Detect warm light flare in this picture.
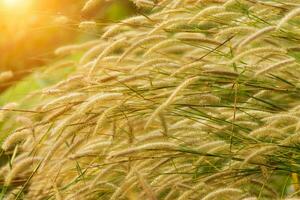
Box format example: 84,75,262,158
2,0,31,10
3,0,19,7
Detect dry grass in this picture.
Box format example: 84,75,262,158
1,0,300,199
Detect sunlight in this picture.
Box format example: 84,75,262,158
3,0,18,7
2,0,31,10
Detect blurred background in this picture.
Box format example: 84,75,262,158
0,0,135,92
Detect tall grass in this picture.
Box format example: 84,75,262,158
1,0,300,199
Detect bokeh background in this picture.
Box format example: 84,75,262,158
0,0,137,106
0,0,135,92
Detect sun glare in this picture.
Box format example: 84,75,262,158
3,0,20,7
2,0,31,10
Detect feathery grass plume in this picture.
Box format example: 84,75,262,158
73,141,111,155
41,92,86,111
109,173,137,200
48,109,86,139
133,0,155,8
285,198,300,200
203,170,236,184
216,26,256,40
175,33,220,46
101,15,148,39
211,11,242,21
82,0,102,13
281,132,300,145
16,116,33,128
153,178,183,197
145,76,199,129
0,71,13,83
223,0,254,8
143,39,179,57
277,7,300,30
69,141,111,159
64,183,110,200
171,61,203,76
152,8,187,18
188,6,225,24
134,129,167,144
92,105,119,136
148,18,190,35
282,123,297,133
1,129,32,151
160,0,182,13
100,55,137,65
175,32,205,40
62,137,86,158
119,73,149,83
197,140,225,151
249,127,283,138
243,89,279,106
131,58,175,72
162,45,193,55
89,164,119,189
109,142,177,158
117,35,166,63
240,145,278,167
251,179,279,197
52,181,63,200
79,93,122,113
5,157,41,186
101,24,122,39
79,21,97,32
198,94,221,105
255,58,296,76
3,187,22,200
202,69,238,77
176,33,221,45
54,39,101,56
241,197,257,200
2,0,300,199
230,47,286,64
41,121,91,167
0,102,18,122
50,75,84,89
151,173,180,188
231,110,271,121
263,114,299,128
236,26,276,52
89,37,127,76
296,121,300,132
177,183,205,200
79,43,106,65
134,169,158,200
152,63,180,70
201,188,242,200
164,188,177,200
40,104,71,123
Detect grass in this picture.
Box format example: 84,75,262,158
0,0,300,199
